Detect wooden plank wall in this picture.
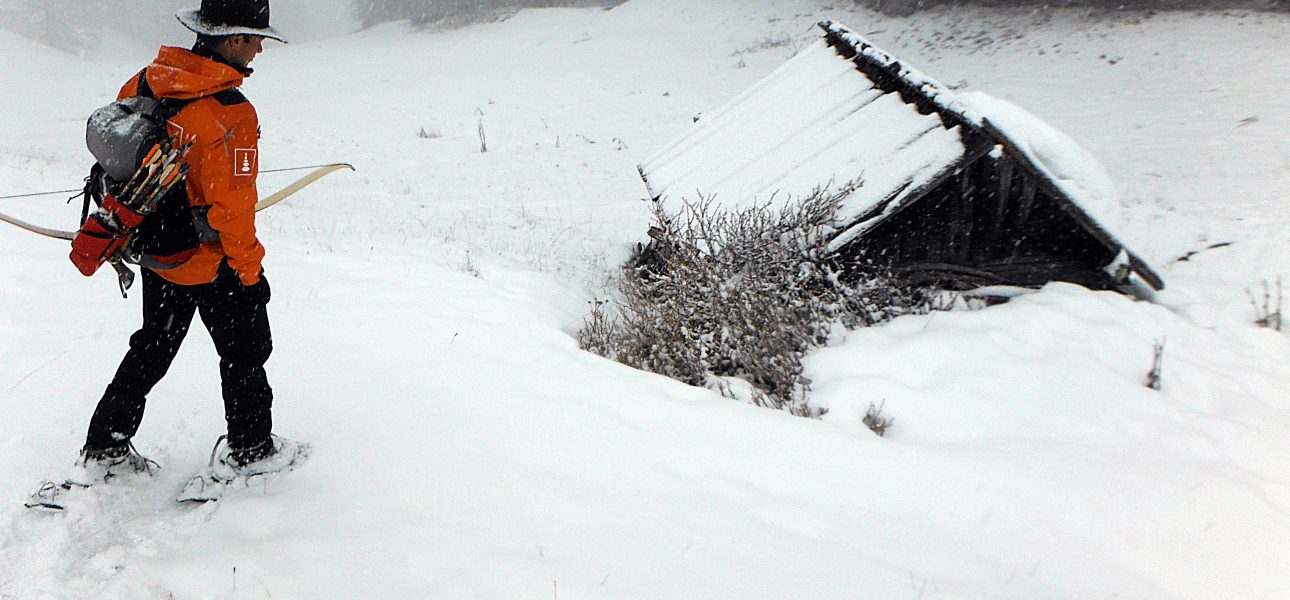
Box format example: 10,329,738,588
841,152,1122,290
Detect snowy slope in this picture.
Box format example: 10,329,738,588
1,1,1289,598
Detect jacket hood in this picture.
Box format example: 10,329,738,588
144,46,250,100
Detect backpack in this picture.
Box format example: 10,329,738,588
71,68,205,282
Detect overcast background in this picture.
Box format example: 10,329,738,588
0,0,357,53
0,0,1283,54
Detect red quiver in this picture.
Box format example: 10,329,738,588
69,194,146,276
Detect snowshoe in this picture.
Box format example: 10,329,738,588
177,434,311,504
25,441,160,511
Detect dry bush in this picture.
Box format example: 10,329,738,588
732,33,808,57
863,401,894,437
579,185,932,417
578,299,619,360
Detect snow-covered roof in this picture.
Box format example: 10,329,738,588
638,27,967,226
639,20,1163,291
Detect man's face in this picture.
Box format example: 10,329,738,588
223,34,266,68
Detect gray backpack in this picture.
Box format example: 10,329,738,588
86,69,191,184
80,68,205,266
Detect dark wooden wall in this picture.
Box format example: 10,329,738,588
841,152,1121,290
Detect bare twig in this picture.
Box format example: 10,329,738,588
1147,338,1165,391
1247,278,1283,331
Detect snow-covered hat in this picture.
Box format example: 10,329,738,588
176,0,287,44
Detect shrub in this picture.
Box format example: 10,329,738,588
579,185,932,417
731,33,807,57
863,401,894,437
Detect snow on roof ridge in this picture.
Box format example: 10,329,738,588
818,21,984,129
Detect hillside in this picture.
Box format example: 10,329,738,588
1,1,1288,598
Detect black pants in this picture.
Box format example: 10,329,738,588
85,266,274,452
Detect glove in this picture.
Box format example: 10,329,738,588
242,273,271,306
214,266,271,306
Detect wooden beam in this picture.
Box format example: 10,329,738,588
987,153,1011,251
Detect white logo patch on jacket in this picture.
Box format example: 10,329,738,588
234,148,257,177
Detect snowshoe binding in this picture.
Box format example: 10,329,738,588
177,434,311,504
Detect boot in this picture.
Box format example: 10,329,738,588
213,434,308,480
67,440,160,487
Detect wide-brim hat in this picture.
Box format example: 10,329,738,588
177,0,287,43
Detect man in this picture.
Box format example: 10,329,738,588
73,0,304,488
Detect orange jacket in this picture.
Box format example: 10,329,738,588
118,46,264,286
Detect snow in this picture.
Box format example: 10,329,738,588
807,281,1290,597
1,1,1289,598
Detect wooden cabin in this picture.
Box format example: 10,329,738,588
637,20,1163,293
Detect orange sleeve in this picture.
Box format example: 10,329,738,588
191,103,265,285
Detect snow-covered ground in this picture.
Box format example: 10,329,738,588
1,1,1288,597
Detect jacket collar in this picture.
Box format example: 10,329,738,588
191,41,255,78
144,46,247,100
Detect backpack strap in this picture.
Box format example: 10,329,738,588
79,163,107,225
135,68,152,98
